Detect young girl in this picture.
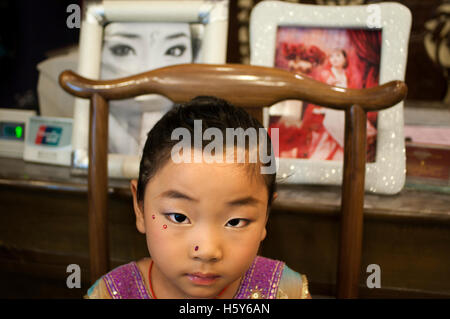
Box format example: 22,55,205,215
86,96,311,299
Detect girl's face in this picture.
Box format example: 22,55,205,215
131,158,271,298
329,50,346,69
101,22,193,79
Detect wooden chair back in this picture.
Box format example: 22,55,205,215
59,63,407,298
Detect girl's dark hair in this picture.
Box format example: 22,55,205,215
137,96,277,210
341,50,348,69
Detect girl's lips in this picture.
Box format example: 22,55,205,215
187,273,220,285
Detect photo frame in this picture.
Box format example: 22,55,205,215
250,1,411,194
71,0,229,178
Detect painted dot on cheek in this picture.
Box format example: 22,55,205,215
163,224,167,230
152,214,155,220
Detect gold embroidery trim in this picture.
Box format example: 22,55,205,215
276,288,289,299
301,274,309,299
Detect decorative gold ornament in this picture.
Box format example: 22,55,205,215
249,285,264,299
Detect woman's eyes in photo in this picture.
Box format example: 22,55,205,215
109,44,136,57
164,213,190,224
165,44,186,57
225,218,250,228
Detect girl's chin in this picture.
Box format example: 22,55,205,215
181,285,226,299
185,292,223,299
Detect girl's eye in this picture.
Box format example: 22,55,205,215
165,213,190,224
109,44,136,57
226,218,249,228
165,44,186,57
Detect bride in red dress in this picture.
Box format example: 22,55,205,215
272,47,377,161
299,49,351,161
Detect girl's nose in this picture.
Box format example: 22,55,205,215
190,229,223,262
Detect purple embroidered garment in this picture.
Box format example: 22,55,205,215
103,262,150,299
234,256,285,299
103,256,285,299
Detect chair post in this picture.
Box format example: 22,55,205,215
244,108,263,125
337,104,366,298
88,93,110,283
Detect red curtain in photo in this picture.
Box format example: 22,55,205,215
347,29,382,162
347,29,381,89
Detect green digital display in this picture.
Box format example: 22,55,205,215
15,125,23,138
0,122,25,141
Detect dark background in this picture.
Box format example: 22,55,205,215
0,0,81,110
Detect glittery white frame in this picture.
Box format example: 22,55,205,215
250,1,411,194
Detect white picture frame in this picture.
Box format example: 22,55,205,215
250,1,411,194
71,0,229,178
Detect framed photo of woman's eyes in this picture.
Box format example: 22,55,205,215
250,1,412,194
71,0,229,178
101,22,205,156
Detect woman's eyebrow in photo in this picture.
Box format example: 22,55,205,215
165,32,189,40
106,32,140,39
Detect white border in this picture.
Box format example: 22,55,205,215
250,1,411,194
72,0,229,178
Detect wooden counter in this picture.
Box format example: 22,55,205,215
0,157,449,298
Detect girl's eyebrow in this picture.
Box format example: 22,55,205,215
158,189,261,207
227,196,261,207
159,189,197,202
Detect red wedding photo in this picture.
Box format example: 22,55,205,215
269,27,381,162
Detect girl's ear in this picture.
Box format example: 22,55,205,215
272,192,278,202
261,192,278,241
130,179,146,234
260,227,267,242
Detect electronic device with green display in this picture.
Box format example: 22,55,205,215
0,109,36,158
